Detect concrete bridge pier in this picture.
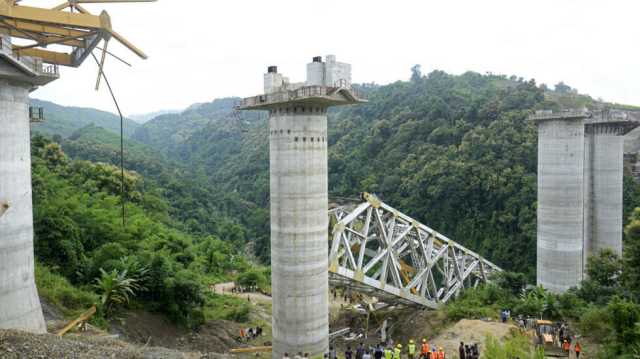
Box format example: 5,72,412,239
531,110,640,293
0,79,46,333
0,36,59,332
240,55,364,359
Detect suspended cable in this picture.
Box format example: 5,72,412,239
90,51,126,227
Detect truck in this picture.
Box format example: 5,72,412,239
533,320,569,357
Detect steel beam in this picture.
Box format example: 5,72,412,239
329,193,502,308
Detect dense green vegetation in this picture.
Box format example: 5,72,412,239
132,68,640,278
448,207,640,357
31,135,263,327
31,68,640,348
30,99,139,138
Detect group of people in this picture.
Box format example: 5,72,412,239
231,285,258,294
561,339,581,358
239,326,263,341
457,342,479,359
283,352,311,359
322,339,476,359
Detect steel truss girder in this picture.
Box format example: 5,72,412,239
328,193,502,308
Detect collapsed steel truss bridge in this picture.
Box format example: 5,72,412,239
328,193,502,308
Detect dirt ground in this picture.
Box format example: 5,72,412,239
111,311,245,354
430,319,516,355
0,329,218,359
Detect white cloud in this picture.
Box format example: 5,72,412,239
26,0,640,115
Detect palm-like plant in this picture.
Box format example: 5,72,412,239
93,268,143,315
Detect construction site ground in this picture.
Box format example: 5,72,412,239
0,290,554,358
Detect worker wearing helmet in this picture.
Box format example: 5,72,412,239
408,339,416,359
394,344,402,359
436,347,445,359
420,339,430,359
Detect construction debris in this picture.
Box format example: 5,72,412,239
56,305,96,337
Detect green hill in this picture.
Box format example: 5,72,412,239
131,97,264,157
30,98,139,138
130,69,640,278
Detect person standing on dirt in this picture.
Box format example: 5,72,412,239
394,344,402,359
420,339,430,359
363,350,372,359
574,341,582,358
374,344,384,359
458,342,465,359
330,346,337,359
385,346,393,359
562,340,570,354
408,339,416,359
357,343,365,359
283,353,290,359
346,346,353,359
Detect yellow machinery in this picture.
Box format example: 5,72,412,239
533,319,568,358
0,0,153,87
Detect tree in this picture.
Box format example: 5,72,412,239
410,64,422,82
624,208,640,298
554,81,572,93
587,249,623,286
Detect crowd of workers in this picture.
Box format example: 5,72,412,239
318,339,479,359
239,326,264,341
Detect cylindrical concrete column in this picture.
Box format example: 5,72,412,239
269,105,329,359
536,118,586,293
590,124,624,256
0,79,46,333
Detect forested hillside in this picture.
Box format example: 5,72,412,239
31,135,265,328
30,99,139,138
133,68,640,279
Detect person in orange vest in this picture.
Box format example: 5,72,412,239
420,339,430,359
436,347,445,359
562,340,570,353
574,341,582,358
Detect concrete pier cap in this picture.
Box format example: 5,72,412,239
530,108,640,293
239,55,364,359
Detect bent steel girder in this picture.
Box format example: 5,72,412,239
328,193,502,308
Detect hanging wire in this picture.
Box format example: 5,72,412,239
90,51,126,227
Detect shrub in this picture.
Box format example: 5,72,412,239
578,305,612,342
484,333,545,359
35,262,98,317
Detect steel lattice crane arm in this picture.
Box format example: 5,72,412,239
0,0,153,69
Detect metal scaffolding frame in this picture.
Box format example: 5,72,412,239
329,193,502,308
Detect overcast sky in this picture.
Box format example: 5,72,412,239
25,0,640,116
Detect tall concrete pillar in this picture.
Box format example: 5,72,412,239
588,124,626,256
240,56,364,358
270,105,329,358
533,113,587,293
0,79,46,333
531,110,639,293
